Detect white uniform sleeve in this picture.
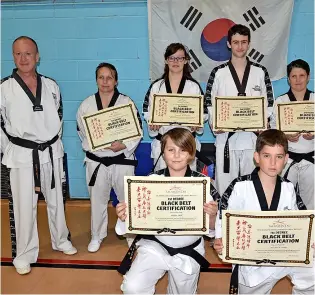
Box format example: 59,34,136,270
215,184,244,238
123,100,143,158
205,69,219,130
269,99,278,129
115,218,127,235
142,83,159,138
260,66,274,119
76,102,87,143
193,81,207,135
1,86,10,153
53,83,63,137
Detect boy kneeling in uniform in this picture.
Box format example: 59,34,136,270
116,128,219,294
214,129,314,294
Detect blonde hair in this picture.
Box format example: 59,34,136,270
161,128,196,164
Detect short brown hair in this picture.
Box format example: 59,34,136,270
256,129,288,154
161,128,196,164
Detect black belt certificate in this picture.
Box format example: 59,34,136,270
82,103,142,151
124,176,210,235
276,101,314,134
148,93,203,127
213,96,267,132
221,210,314,267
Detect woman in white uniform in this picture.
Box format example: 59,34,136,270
77,62,142,252
142,43,209,171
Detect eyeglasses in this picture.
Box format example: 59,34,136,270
167,56,186,62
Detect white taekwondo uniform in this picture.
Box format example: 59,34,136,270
1,69,74,269
205,58,274,195
77,88,142,241
142,76,209,171
116,166,220,294
270,89,314,210
216,168,313,294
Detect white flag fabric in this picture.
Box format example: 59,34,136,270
148,0,294,82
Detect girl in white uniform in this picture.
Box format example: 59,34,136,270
77,63,142,252
115,128,219,294
142,43,209,171
214,129,314,294
270,59,314,210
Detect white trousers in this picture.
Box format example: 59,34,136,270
86,161,134,240
10,158,73,269
239,265,315,294
282,159,314,210
121,247,200,294
215,148,256,195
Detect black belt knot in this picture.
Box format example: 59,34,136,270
256,259,276,265
86,151,138,186
156,228,176,234
117,235,209,275
10,135,59,194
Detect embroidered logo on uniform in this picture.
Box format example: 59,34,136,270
52,93,57,100
252,85,261,91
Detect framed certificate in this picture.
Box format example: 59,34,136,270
213,96,267,132
82,103,142,151
276,101,314,134
148,93,203,127
221,210,314,267
124,176,210,235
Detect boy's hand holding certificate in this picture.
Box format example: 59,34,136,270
221,210,314,267
124,176,211,235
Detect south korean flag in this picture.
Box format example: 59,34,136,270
148,0,294,82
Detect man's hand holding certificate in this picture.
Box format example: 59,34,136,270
82,103,142,151
213,96,267,132
123,176,211,235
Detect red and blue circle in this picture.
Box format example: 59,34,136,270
200,18,235,61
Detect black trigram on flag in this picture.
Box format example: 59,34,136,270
180,6,202,31
243,7,266,31
248,48,264,63
188,49,202,73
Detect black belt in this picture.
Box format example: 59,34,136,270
223,132,234,173
117,235,209,275
10,135,59,194
155,132,212,166
86,151,138,186
283,150,314,179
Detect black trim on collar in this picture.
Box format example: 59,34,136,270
108,88,120,108
228,57,251,96
252,170,281,211
164,76,186,94
12,68,42,109
95,92,103,111
164,166,192,177
287,88,311,101
95,88,121,111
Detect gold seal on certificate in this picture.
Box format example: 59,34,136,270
82,103,142,151
221,210,314,267
148,93,203,127
276,101,314,134
213,96,267,132
124,176,210,235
